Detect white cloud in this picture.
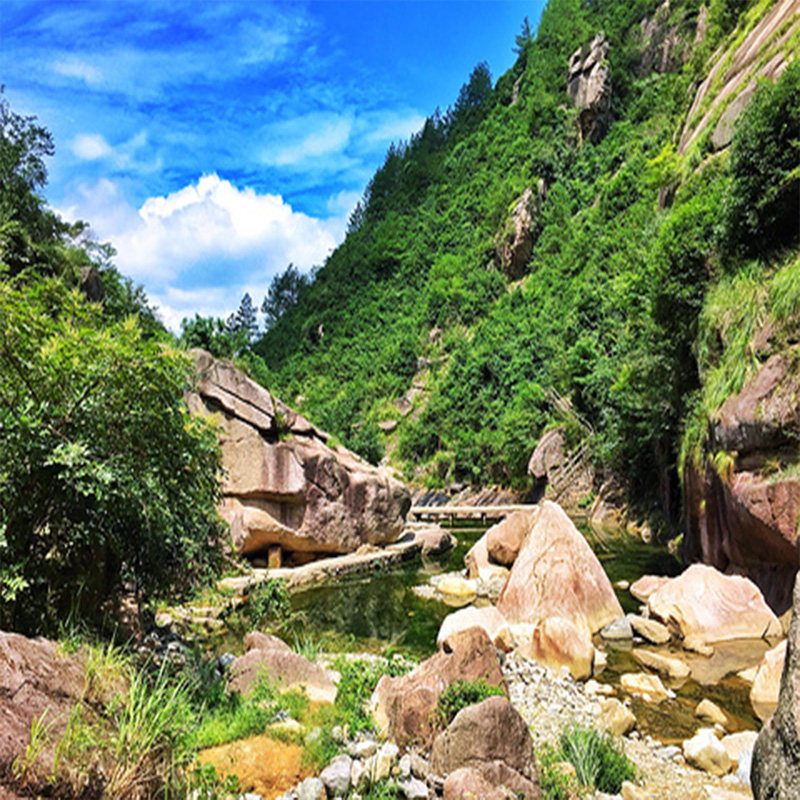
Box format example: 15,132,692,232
59,175,344,331
71,133,113,160
364,113,426,145
53,57,102,85
260,114,354,167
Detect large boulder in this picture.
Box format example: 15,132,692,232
0,631,88,779
752,573,800,798
370,627,506,748
495,186,543,279
645,564,781,646
496,501,623,635
486,509,537,567
443,767,507,800
431,696,540,799
527,429,566,484
187,350,410,560
567,32,612,144
518,617,594,681
227,634,337,704
436,605,508,648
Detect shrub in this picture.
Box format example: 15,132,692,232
248,579,291,627
434,680,505,727
559,725,637,794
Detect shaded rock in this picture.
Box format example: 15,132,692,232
228,642,336,704
683,728,731,776
497,501,623,635
188,350,410,559
600,616,633,641
646,564,781,645
79,265,104,302
437,605,508,648
370,626,505,748
628,614,671,645
443,768,506,800
752,572,800,798
464,532,509,584
567,32,612,144
486,509,537,567
632,649,691,683
620,672,669,704
432,696,540,800
527,429,565,483
750,639,786,723
518,617,594,681
0,631,88,774
598,697,636,736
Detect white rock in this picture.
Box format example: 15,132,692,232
320,754,352,797
297,777,327,800
683,728,732,776
398,776,429,799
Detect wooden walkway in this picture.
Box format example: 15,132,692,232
410,504,536,523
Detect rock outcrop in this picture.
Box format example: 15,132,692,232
496,501,623,635
567,32,612,144
495,184,545,279
0,632,88,783
370,627,506,749
685,353,800,611
752,575,800,798
431,696,540,799
527,429,565,487
187,350,410,561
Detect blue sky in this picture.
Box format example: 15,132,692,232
2,1,545,330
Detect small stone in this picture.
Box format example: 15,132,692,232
684,636,715,657
601,617,633,640
349,739,378,759
297,777,326,800
620,672,669,703
398,754,412,778
696,699,729,729
351,759,366,790
320,754,352,797
720,730,757,767
622,781,648,800
397,776,429,799
366,742,399,782
683,728,731,776
627,614,671,644
598,697,636,736
409,753,430,780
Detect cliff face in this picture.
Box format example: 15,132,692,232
685,353,800,613
186,350,410,563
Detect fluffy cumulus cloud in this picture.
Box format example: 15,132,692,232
60,174,343,331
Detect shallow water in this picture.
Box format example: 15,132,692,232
277,520,764,741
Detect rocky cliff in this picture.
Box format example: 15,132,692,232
186,351,410,564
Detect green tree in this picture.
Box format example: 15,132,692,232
261,263,309,328
231,291,259,342
0,277,225,634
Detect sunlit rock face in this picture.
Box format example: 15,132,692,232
186,350,410,562
567,32,612,144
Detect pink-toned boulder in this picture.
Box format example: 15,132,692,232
0,632,88,776
496,501,623,634
518,617,594,680
370,627,506,748
464,533,508,583
432,696,540,799
188,350,410,559
630,575,670,603
437,605,508,647
414,525,456,556
751,639,786,723
228,635,337,704
647,564,782,645
486,509,538,567
443,767,507,800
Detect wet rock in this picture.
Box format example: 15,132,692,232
620,672,669,704
431,696,540,799
598,697,636,736
497,501,623,635
632,649,691,683
601,616,633,641
370,627,505,748
628,615,671,645
646,564,781,646
436,605,508,647
683,728,731,776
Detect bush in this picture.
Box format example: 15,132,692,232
0,277,225,635
247,579,291,628
434,680,505,727
559,725,637,794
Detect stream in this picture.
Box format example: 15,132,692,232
284,521,764,743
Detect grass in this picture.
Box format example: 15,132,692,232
558,725,637,795
434,679,505,727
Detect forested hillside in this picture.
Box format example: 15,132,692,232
253,0,800,529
